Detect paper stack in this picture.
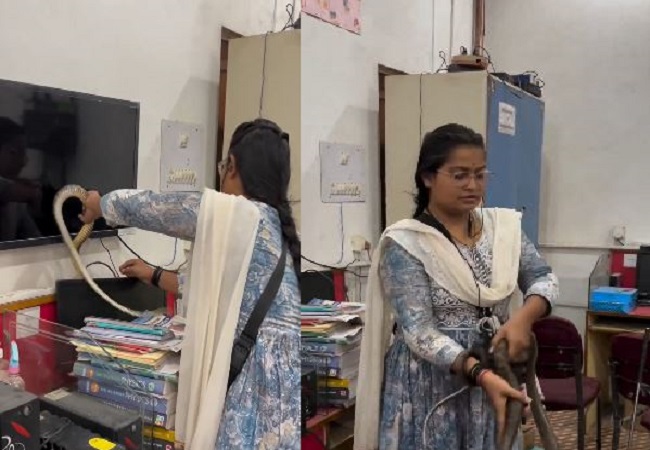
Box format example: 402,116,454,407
69,312,184,446
301,299,364,408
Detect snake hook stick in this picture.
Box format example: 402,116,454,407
54,185,142,317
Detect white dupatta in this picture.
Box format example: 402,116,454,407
353,208,522,450
175,189,260,449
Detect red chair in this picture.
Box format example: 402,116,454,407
532,316,602,450
609,330,650,449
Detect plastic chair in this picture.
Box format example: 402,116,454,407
532,316,602,450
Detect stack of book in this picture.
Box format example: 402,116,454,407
69,313,184,448
301,299,364,408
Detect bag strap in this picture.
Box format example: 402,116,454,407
228,242,288,388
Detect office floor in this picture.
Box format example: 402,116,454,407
534,411,650,449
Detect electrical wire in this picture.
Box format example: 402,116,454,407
259,3,299,121
85,261,118,278
116,235,186,273
474,45,496,73
301,255,368,279
161,238,178,268
99,238,118,275
281,2,298,30
436,50,449,73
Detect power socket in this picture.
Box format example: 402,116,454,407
351,235,371,261
350,235,367,252
612,225,626,245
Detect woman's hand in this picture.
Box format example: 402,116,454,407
493,295,549,361
491,317,533,362
479,370,530,442
119,259,154,284
78,190,102,224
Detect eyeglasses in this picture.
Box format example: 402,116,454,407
437,169,492,186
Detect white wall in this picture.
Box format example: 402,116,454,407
485,1,650,333
0,0,292,294
301,0,474,277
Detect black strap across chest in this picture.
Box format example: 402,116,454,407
228,243,288,388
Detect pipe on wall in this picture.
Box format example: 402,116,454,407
473,0,485,53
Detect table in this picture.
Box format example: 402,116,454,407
584,308,650,433
303,404,355,450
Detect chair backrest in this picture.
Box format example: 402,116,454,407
610,331,650,406
532,316,583,379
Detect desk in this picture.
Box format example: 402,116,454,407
585,308,650,433
303,404,355,450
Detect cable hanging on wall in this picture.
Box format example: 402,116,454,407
258,2,298,118
282,1,300,30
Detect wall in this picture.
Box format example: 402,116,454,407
301,0,475,282
485,0,650,333
0,0,292,294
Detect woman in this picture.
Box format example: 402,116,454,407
354,123,558,450
80,118,300,449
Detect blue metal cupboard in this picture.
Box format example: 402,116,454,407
384,71,545,245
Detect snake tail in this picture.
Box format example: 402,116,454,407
525,334,560,450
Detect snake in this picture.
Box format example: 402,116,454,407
53,185,141,317
423,334,559,449
491,334,559,450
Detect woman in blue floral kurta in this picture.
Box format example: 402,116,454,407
377,124,558,450
81,119,300,450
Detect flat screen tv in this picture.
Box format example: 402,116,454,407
0,79,139,250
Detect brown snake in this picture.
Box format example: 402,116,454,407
423,334,559,449
493,333,559,450
53,184,141,317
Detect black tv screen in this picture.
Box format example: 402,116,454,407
0,79,139,250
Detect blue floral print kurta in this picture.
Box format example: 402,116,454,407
100,189,300,450
379,227,558,450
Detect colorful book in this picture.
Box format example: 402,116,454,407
142,436,174,450
84,355,179,383
84,316,172,337
101,398,175,430
317,377,356,389
143,426,175,443
301,341,359,355
77,378,176,415
318,387,356,400
73,362,177,396
301,346,361,370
